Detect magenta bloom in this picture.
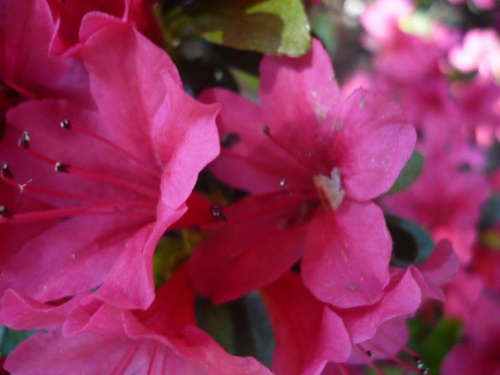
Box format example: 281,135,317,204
191,39,416,309
382,154,489,263
442,294,500,375
0,20,219,310
0,264,272,375
260,240,458,374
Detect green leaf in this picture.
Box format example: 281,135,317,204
386,151,424,195
386,215,435,267
418,318,463,374
167,0,311,56
0,326,36,356
195,292,274,368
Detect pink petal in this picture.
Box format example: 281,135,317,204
326,89,416,200
302,201,391,308
190,194,308,303
262,272,351,375
200,88,308,195
340,268,422,343
0,0,90,102
93,204,186,309
0,215,147,303
259,39,339,129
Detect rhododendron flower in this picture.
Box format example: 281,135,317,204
382,154,489,263
260,239,458,374
46,0,164,55
0,0,90,103
191,39,416,309
442,294,500,375
0,20,219,310
449,28,500,81
0,264,272,375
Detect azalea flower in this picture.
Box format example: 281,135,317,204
191,39,416,309
0,18,219,310
260,239,458,375
0,264,272,375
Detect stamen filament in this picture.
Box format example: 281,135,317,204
0,201,156,224
60,119,160,178
263,124,315,171
20,145,159,200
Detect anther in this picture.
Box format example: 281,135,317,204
54,162,69,173
1,162,13,179
19,131,31,149
280,178,287,187
263,124,271,135
220,133,240,148
419,369,430,375
209,203,227,222
0,205,12,218
366,350,373,357
413,355,422,364
60,119,71,130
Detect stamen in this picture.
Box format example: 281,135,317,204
1,201,156,223
19,143,159,200
0,205,12,218
1,162,13,179
54,162,68,173
220,133,241,149
262,124,313,171
19,131,30,149
59,119,160,177
209,203,227,222
0,167,140,203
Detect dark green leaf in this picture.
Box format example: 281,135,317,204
0,326,36,356
195,292,274,368
166,0,310,56
386,215,435,267
195,297,235,354
386,151,424,195
479,194,500,230
418,318,463,374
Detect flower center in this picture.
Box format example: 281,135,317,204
313,168,345,210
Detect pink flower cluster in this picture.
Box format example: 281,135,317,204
1,0,498,374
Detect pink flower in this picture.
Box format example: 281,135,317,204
260,240,458,374
46,0,164,55
441,294,500,375
0,0,90,103
0,19,219,310
0,264,272,375
381,154,489,263
191,39,416,310
449,28,500,80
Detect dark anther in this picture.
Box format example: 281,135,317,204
209,203,227,222
19,131,31,149
0,117,5,140
366,350,373,357
419,369,430,375
263,124,270,135
1,162,13,179
54,162,69,173
280,178,287,188
220,133,241,149
60,119,71,130
413,355,422,363
0,205,12,218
